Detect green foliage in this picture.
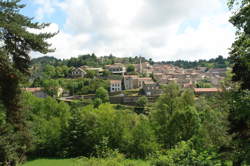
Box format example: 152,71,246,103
22,157,151,166
95,87,109,103
22,93,71,157
93,98,102,108
60,104,159,159
85,70,97,79
227,90,250,165
152,141,223,166
42,79,60,97
227,1,250,164
162,55,229,69
66,54,99,67
0,0,56,164
136,96,148,107
150,84,199,148
193,97,230,151
123,116,159,158
196,79,212,88
127,65,135,73
165,107,200,148
135,96,149,114
228,0,250,90
63,78,109,95
0,125,21,166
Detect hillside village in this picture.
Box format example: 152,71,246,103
2,0,250,165
70,61,226,96
26,56,228,104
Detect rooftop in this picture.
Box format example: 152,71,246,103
110,80,122,83
22,87,43,93
194,88,222,93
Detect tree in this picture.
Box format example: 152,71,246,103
126,65,135,73
42,79,60,97
43,64,56,79
95,87,109,103
93,98,102,108
85,70,97,79
228,1,250,165
135,96,148,114
228,0,250,90
136,96,148,107
150,84,198,148
228,90,250,165
0,0,56,164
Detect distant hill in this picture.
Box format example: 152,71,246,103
160,55,230,69
31,56,62,66
31,55,230,69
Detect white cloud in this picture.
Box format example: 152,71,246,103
33,0,60,20
32,0,235,61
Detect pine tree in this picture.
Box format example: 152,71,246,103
0,0,56,165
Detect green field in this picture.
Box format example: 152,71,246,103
22,158,151,166
21,159,76,166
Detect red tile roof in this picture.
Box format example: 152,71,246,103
110,80,122,83
22,87,43,93
194,88,222,93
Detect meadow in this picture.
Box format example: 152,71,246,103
22,158,150,166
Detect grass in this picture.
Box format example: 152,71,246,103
21,158,76,166
21,158,151,166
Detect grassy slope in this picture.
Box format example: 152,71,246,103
22,158,150,166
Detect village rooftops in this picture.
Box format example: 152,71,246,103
208,68,227,72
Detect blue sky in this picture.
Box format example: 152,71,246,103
21,0,235,61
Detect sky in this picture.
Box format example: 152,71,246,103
21,0,236,61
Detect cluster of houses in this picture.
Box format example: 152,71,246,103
70,62,227,96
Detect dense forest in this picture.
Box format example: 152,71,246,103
0,0,249,166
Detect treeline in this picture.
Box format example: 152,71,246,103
31,54,150,68
161,55,230,69
6,83,246,165
31,54,229,69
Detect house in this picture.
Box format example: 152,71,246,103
135,62,152,74
196,67,208,72
110,80,122,92
143,81,162,96
137,77,153,88
23,87,48,98
153,73,164,81
106,63,126,75
84,67,104,75
71,67,86,78
123,75,139,90
207,68,227,77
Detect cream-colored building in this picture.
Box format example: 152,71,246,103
110,80,122,92
106,63,126,75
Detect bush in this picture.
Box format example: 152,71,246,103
151,141,223,166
